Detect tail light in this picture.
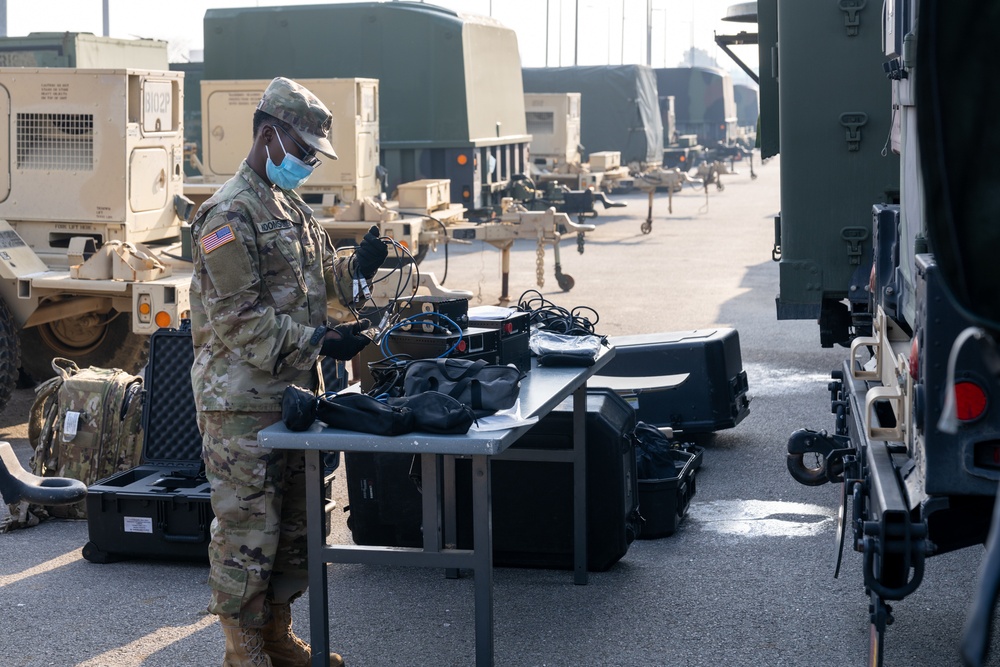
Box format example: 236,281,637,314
954,380,988,422
909,336,920,380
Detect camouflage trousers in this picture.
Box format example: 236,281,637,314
197,410,308,627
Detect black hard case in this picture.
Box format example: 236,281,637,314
344,389,641,571
83,327,212,563
594,328,750,434
636,449,699,539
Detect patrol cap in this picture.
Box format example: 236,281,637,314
257,77,338,160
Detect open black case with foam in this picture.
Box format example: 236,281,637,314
83,324,212,563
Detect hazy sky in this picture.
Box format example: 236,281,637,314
3,0,759,79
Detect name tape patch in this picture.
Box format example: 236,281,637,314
202,224,236,254
256,219,293,233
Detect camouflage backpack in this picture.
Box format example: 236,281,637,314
3,358,145,529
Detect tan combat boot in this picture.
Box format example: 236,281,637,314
262,603,344,667
220,617,274,667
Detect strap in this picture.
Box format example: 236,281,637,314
437,358,488,382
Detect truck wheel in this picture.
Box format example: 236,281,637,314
0,298,20,413
20,313,147,381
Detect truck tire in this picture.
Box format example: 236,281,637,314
19,313,147,381
0,298,20,413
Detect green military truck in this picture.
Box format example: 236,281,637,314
743,0,1000,663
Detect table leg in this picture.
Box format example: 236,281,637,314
573,384,589,585
304,449,331,667
471,454,495,667
443,455,460,579
422,453,444,557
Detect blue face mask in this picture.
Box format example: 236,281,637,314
265,129,316,190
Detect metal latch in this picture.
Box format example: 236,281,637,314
839,0,866,36
841,226,869,265
839,112,868,152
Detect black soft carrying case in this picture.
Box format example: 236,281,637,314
83,326,212,563
593,328,750,434
344,389,641,571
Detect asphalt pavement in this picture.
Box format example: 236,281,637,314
2,153,999,666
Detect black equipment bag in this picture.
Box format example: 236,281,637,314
83,324,212,563
344,389,641,572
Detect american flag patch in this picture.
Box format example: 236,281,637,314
202,224,236,254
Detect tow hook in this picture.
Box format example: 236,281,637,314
786,428,852,486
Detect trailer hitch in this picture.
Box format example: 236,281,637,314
786,428,852,486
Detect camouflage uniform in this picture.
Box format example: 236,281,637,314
190,79,351,628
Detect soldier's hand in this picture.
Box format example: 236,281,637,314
355,226,388,279
320,319,372,360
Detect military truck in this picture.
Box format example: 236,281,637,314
742,0,1000,664
521,65,664,171
200,2,530,217
654,66,739,147
0,67,191,412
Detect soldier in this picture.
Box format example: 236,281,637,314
189,77,387,667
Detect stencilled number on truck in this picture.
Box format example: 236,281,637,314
142,80,173,133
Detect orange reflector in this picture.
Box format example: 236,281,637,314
679,155,686,162
138,302,151,315
955,381,988,421
154,311,172,328
457,154,468,166
462,189,471,199
399,240,409,249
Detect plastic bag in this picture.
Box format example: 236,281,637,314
528,330,602,366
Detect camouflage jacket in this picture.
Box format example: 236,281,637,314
189,161,353,412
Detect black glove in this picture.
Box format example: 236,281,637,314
320,319,372,360
355,225,388,279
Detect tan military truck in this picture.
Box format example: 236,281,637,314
0,67,192,411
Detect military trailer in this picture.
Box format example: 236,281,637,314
654,66,738,147
524,93,581,168
521,65,664,169
191,77,381,205
742,0,1000,663
0,67,192,411
201,2,530,214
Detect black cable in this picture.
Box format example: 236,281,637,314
516,289,603,339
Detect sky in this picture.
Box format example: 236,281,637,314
2,0,759,82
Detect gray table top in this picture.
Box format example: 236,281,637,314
259,346,615,456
